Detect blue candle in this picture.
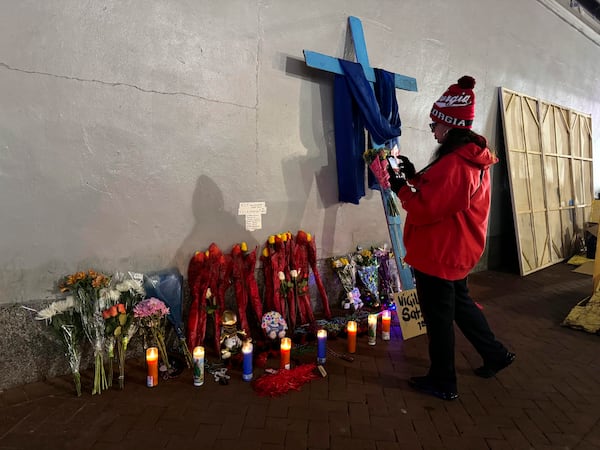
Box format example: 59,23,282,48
317,329,327,364
242,341,253,381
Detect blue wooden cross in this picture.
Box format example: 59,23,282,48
303,16,417,291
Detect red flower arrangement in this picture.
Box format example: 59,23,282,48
187,243,232,354
230,241,262,337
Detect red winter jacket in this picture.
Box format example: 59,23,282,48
397,143,498,280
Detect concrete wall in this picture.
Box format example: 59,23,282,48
2,0,599,306
0,0,599,387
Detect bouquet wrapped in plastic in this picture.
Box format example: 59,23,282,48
353,248,380,308
32,296,83,396
112,272,145,389
60,270,112,395
99,286,120,388
363,148,401,216
373,246,398,308
331,256,357,293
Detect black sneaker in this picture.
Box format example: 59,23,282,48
474,352,516,378
408,376,459,401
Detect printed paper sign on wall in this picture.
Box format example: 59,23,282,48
393,289,427,340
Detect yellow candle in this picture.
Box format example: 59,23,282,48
382,310,391,341
347,321,357,354
146,347,159,387
280,337,292,369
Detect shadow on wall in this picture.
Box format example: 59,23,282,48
488,108,519,273
171,174,259,275
284,55,341,257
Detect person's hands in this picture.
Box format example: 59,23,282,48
397,156,416,179
387,163,406,193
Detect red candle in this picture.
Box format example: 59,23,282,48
280,337,291,369
146,347,159,387
347,321,357,354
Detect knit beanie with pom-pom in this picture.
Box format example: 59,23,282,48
430,75,476,129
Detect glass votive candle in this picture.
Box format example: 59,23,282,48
146,347,159,387
368,314,377,346
347,321,357,354
192,346,205,386
317,329,327,364
242,341,253,381
381,310,391,340
280,337,291,369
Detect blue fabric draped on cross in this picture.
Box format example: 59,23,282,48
333,59,401,204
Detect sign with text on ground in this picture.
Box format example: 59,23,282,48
393,290,427,340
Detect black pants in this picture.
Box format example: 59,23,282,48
414,270,507,390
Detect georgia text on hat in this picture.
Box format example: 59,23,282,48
430,76,476,129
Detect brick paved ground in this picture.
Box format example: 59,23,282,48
1,263,599,450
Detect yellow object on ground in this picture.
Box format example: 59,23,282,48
566,254,594,266
562,294,600,334
562,228,600,334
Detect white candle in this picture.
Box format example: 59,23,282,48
193,346,205,386
368,314,377,346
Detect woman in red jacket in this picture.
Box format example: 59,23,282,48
389,76,515,401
